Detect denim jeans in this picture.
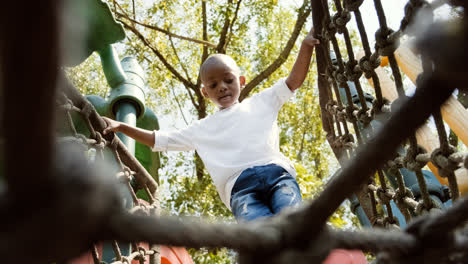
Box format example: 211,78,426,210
230,164,302,222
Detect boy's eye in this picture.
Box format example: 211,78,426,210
225,79,233,84
210,83,217,89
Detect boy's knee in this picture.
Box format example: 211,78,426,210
278,185,301,205
278,179,302,200
270,180,302,214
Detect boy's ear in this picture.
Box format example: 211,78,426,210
239,75,246,89
201,86,208,97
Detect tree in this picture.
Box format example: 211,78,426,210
67,1,357,262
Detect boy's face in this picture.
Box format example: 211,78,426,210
201,60,245,109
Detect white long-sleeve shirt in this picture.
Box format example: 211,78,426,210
152,78,297,209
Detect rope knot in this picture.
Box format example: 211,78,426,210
326,19,337,36
80,101,94,118
332,11,351,33
371,97,387,115
388,156,404,170
332,68,348,87
137,246,148,262
331,138,344,150
345,105,358,122
343,0,364,12
376,187,391,205
342,133,355,145
431,146,459,177
404,146,427,172
94,131,103,144
138,246,147,256
326,100,338,115
394,187,415,203
332,134,355,151
357,108,372,125
110,134,120,150
120,256,130,264
60,100,75,112
401,0,428,31
383,216,399,227
375,28,400,56
345,60,362,81
358,53,381,78
337,106,347,122
414,201,428,215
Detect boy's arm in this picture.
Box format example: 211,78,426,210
102,117,155,148
286,27,320,92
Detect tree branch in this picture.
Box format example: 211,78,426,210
198,0,210,89
239,2,311,101
129,37,191,124
115,3,201,111
167,35,200,113
195,0,209,119
194,0,210,116
115,11,217,48
184,83,199,110
225,0,242,49
126,36,156,67
118,19,197,91
169,83,189,125
169,35,192,83
216,0,234,53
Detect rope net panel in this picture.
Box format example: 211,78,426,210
314,0,465,225
1,0,468,264
57,84,161,264
315,0,459,225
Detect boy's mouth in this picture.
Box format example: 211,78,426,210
219,94,232,101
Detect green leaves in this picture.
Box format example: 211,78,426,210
67,1,363,262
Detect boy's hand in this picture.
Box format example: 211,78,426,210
303,27,320,47
102,117,121,135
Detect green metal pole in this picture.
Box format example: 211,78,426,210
100,45,147,261
116,102,137,154
98,45,127,88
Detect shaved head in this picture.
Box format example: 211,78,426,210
200,54,240,80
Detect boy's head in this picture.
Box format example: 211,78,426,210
200,54,246,109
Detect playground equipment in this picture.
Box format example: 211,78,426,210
333,50,450,228
358,45,468,194
2,0,468,263
58,1,193,263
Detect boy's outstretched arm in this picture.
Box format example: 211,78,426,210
102,117,155,148
286,27,320,91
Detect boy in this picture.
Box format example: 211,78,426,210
103,27,368,264
103,28,320,221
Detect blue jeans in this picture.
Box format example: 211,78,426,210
230,164,302,222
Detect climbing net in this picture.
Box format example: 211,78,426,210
316,0,462,225
57,82,161,263
1,0,468,264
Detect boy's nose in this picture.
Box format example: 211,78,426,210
218,83,228,92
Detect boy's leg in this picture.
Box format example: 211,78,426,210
231,192,274,221
264,165,302,214
263,165,368,264
230,168,274,222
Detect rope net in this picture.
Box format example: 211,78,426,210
57,85,161,264
1,0,468,264
315,0,459,224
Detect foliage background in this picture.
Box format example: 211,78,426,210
66,0,360,262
